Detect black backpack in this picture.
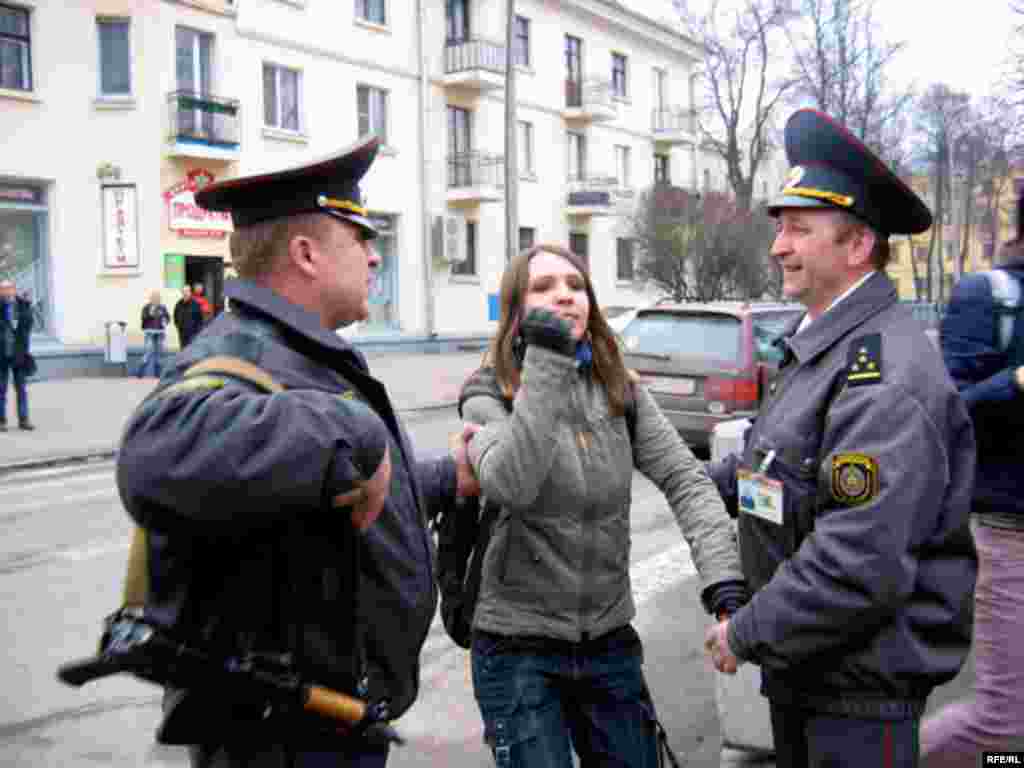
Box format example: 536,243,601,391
435,371,637,649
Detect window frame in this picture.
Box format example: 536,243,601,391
517,120,534,178
451,219,477,276
616,237,635,282
357,83,388,144
355,0,387,26
518,226,535,257
512,14,530,68
567,130,586,182
654,153,670,185
615,144,631,188
263,61,303,133
611,52,628,100
97,17,132,98
0,2,32,92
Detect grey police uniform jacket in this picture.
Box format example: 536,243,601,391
711,272,977,719
116,280,448,738
462,345,743,642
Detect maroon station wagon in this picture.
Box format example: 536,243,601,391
619,302,802,453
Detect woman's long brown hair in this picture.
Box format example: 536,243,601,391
485,243,631,416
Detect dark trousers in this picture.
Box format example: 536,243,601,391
470,625,660,768
769,700,919,768
0,357,29,425
189,742,389,767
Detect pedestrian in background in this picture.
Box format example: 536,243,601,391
136,290,170,379
459,243,746,767
173,284,202,349
117,136,479,767
703,109,977,768
919,193,1024,764
0,278,35,431
192,282,213,324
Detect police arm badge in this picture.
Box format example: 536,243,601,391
830,453,879,506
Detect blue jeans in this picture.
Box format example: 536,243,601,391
471,625,659,768
137,330,166,378
0,357,29,424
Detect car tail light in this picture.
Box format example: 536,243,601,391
705,376,759,410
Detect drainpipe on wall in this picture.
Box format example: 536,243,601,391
416,0,436,339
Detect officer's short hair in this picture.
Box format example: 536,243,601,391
229,213,334,279
832,210,891,270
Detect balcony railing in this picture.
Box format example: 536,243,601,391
563,79,617,121
167,91,241,149
448,151,504,189
444,37,506,75
652,107,696,136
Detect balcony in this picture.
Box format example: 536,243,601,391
562,79,618,123
447,151,504,205
166,91,241,162
442,38,506,92
565,176,635,217
652,107,697,145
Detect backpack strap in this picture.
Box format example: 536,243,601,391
121,356,284,609
984,269,1022,354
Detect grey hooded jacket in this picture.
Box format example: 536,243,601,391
462,345,743,642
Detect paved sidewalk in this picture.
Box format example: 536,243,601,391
0,349,487,472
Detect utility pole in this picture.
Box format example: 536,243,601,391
503,0,518,265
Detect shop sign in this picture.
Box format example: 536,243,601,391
102,184,140,269
163,168,232,239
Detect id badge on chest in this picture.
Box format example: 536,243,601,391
736,468,784,526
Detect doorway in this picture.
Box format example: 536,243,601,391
185,255,224,319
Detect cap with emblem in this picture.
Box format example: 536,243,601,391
767,109,932,236
195,135,380,239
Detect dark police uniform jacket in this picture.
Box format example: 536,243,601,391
116,279,449,744
710,272,977,719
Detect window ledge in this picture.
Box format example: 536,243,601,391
94,96,137,111
515,65,534,76
263,126,309,144
449,274,480,284
615,279,636,287
0,87,41,104
354,17,390,34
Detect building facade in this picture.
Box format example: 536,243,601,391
1,0,774,375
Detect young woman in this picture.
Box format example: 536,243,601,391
460,243,747,767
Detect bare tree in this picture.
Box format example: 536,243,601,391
629,184,779,302
786,0,913,160
683,0,796,211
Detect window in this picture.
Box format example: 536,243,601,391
654,154,670,184
97,18,131,96
569,232,588,267
357,85,387,144
452,220,477,276
176,26,212,94
263,63,301,132
568,131,586,181
616,238,634,281
446,0,468,43
512,15,530,67
518,226,535,256
565,35,581,106
652,67,667,111
1,3,31,91
703,168,711,191
517,120,534,177
611,52,628,99
447,105,472,186
355,0,386,26
615,145,631,188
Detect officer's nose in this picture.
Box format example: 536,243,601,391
365,240,381,269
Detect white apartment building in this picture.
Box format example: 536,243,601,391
1,0,746,372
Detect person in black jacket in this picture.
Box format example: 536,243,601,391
116,136,479,767
0,279,35,430
136,290,171,378
172,284,203,349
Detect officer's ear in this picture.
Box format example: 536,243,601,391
845,222,876,270
287,233,320,280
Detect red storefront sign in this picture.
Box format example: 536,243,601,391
163,168,232,239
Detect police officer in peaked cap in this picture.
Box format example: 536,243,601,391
703,109,977,768
116,136,479,767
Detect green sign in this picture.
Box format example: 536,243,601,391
164,253,185,290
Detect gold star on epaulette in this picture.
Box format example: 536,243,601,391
845,334,883,387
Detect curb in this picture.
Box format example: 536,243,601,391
0,399,461,476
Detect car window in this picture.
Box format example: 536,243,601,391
622,312,742,364
752,312,800,363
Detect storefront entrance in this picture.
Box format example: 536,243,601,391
185,255,225,317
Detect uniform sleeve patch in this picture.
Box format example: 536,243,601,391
831,452,879,506
846,333,882,387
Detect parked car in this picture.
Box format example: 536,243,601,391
619,301,802,453
603,305,639,334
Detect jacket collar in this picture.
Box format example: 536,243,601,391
782,271,897,365
224,278,365,367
